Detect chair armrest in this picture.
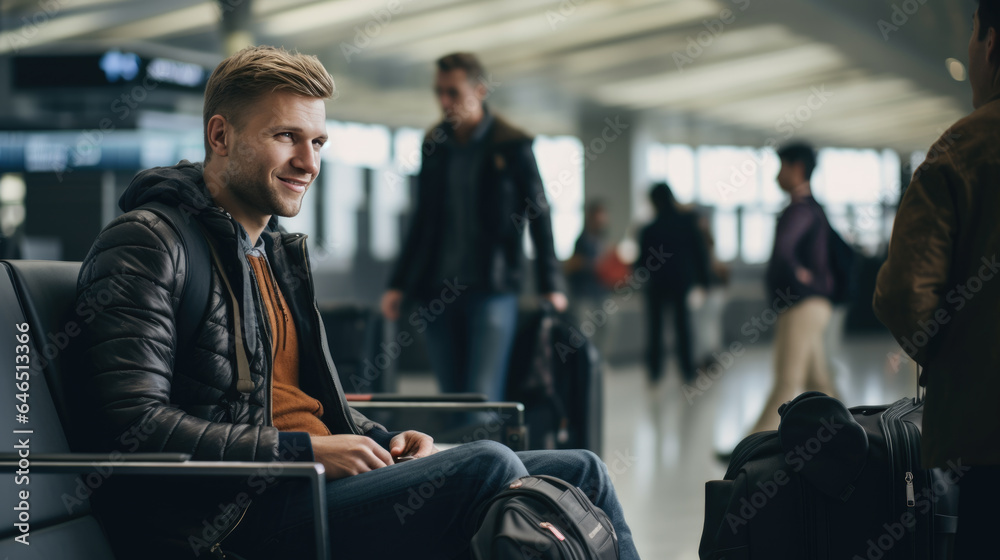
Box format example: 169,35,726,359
347,401,527,451
0,454,328,560
0,452,192,462
346,393,489,403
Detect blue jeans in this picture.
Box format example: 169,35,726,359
423,291,519,401
227,440,639,559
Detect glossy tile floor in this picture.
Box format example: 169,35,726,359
401,333,912,560
600,334,912,560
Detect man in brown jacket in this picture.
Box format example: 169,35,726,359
873,1,1000,555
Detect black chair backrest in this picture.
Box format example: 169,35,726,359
0,260,115,557
4,260,85,444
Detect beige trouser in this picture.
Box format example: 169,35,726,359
751,296,836,433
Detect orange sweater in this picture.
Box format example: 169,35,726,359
247,253,331,436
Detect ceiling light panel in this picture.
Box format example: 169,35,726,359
261,0,461,36
374,0,721,63
595,43,847,108
92,3,219,41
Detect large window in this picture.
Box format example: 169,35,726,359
294,122,585,269
644,143,904,263
532,135,585,261
280,120,392,270
369,127,422,261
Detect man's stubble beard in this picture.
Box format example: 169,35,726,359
225,142,305,219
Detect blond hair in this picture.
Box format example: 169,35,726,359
203,45,335,157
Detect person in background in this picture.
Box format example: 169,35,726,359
565,199,617,353
566,199,611,304
380,52,567,401
750,142,837,434
637,182,710,384
873,1,1000,555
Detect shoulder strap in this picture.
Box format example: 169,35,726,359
140,201,211,359
141,201,254,395
204,236,255,394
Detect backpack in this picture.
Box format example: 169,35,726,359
699,391,959,560
827,224,859,305
471,475,620,560
141,201,212,354
809,199,858,305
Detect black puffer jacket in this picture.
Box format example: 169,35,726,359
388,111,564,300
76,160,384,462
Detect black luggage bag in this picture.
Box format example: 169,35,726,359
700,391,959,560
506,306,603,453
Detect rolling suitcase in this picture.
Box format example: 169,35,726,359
700,389,959,559
506,306,603,453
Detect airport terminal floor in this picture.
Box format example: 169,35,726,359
402,333,910,559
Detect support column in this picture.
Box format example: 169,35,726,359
579,105,646,247
219,0,255,55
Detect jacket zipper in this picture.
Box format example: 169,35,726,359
258,254,282,427
203,209,257,550
245,254,276,427
297,236,361,435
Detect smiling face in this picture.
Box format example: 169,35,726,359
221,90,328,224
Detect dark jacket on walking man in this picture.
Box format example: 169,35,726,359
380,53,566,401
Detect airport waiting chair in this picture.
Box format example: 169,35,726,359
0,260,328,560
0,259,527,559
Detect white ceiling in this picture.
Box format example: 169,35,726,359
0,0,979,153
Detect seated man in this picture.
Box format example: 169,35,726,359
75,45,639,560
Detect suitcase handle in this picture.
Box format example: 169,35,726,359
915,363,925,404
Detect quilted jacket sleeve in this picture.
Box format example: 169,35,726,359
76,210,282,461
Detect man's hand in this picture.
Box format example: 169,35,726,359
542,292,569,313
795,267,814,286
310,434,394,480
389,430,438,462
381,289,404,321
